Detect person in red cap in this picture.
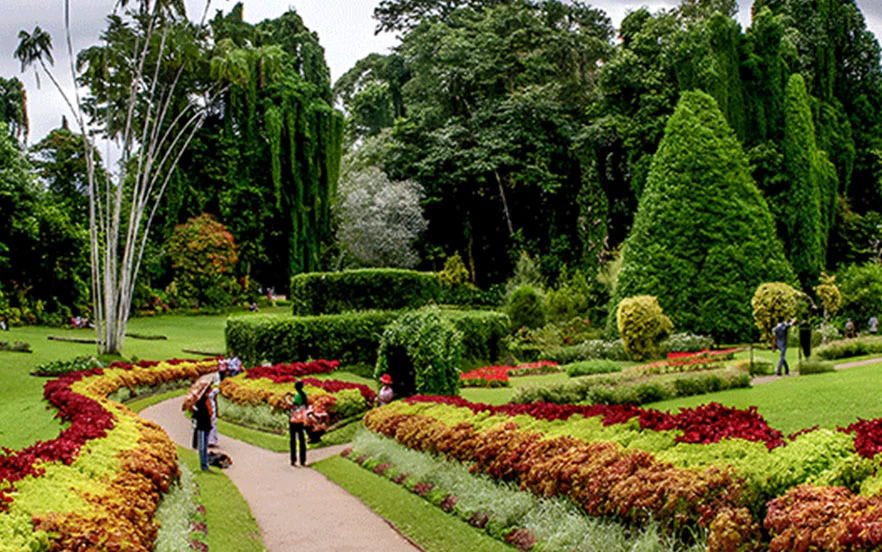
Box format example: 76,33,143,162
376,373,394,406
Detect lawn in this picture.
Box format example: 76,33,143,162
648,360,882,435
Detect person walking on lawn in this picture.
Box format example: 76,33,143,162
773,318,797,376
285,380,308,467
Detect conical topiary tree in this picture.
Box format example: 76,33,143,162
611,90,795,342
782,73,823,288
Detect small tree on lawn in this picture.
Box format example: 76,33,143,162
611,90,794,342
168,214,238,308
752,282,799,347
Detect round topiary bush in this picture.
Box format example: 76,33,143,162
507,285,546,330
752,282,799,347
375,307,463,397
616,296,673,361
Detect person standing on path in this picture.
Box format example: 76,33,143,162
285,380,308,467
192,388,214,471
773,318,796,376
208,376,220,448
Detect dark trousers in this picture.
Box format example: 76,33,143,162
196,429,210,471
776,346,789,375
289,422,306,466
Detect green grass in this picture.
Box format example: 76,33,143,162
177,447,265,551
314,455,514,552
647,360,882,435
126,388,188,413
0,308,286,448
217,419,290,452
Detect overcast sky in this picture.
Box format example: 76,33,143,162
2,0,881,144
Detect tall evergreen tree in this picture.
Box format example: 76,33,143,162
611,91,793,342
782,73,823,287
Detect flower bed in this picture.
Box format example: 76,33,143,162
365,396,882,551
459,361,560,387
0,358,218,551
638,348,742,375
220,361,375,423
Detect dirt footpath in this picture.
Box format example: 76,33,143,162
142,396,420,552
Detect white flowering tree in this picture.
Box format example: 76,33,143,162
336,166,428,268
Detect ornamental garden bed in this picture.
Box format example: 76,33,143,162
363,395,882,551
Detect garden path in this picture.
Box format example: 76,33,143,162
751,356,882,385
142,396,421,552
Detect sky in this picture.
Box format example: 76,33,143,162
1,0,881,144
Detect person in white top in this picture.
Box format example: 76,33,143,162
376,373,394,406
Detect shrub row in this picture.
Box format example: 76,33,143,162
226,311,398,367
379,397,882,549
364,406,755,549
226,310,509,367
342,430,697,552
542,339,629,364
512,364,750,406
290,269,442,315
30,355,103,377
815,336,882,360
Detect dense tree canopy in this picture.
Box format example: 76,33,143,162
612,91,794,342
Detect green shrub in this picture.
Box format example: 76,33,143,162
837,264,882,326
0,341,32,353
334,388,371,418
375,307,463,396
546,271,593,324
543,340,629,363
752,282,800,347
226,311,399,367
31,355,103,376
660,333,714,354
816,336,882,360
289,269,442,315
507,285,545,330
798,360,835,375
512,365,749,406
566,360,622,378
442,310,509,363
616,296,672,361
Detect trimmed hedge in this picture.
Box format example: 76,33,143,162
290,269,442,315
226,311,398,367
566,359,623,377
226,309,510,367
512,365,749,405
815,336,882,360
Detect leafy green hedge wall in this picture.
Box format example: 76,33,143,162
289,269,442,315
226,309,510,367
226,312,398,367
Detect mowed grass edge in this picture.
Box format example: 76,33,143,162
314,455,515,552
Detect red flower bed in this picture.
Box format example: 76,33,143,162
244,359,339,382
0,368,116,509
300,377,375,404
459,361,560,387
405,396,785,449
666,348,742,360
840,417,882,459
639,402,785,450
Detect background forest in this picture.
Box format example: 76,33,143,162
1,0,882,345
